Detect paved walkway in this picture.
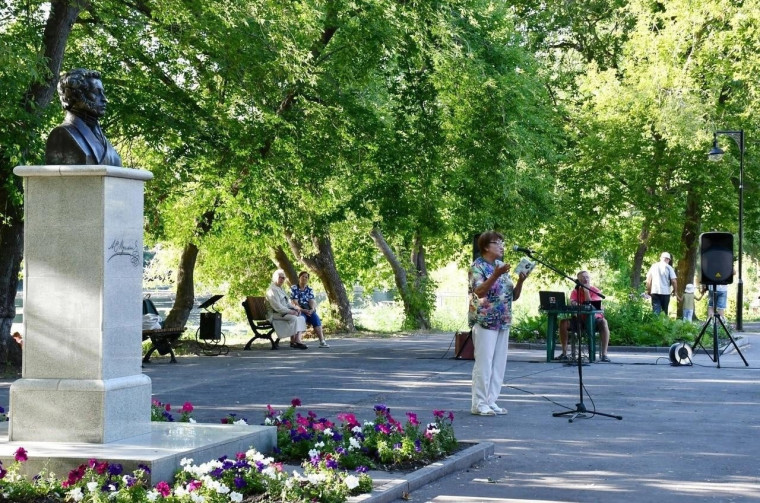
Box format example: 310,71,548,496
1,326,758,502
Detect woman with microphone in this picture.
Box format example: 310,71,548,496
468,231,528,416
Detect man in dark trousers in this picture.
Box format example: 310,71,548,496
45,68,122,166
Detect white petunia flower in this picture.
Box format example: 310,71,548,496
180,457,194,466
315,441,325,448
247,449,264,462
146,490,159,502
230,492,244,503
234,418,248,425
308,448,320,458
262,466,277,479
67,488,84,502
344,474,360,490
323,428,333,436
87,481,99,493
307,472,327,484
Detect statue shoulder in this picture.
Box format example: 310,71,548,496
45,124,87,165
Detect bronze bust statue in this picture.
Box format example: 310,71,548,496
45,69,122,166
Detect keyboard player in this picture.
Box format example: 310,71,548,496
557,270,611,362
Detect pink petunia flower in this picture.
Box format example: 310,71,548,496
14,447,28,462
155,480,172,497
291,398,302,407
181,402,194,413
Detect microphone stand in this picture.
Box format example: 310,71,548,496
524,250,622,422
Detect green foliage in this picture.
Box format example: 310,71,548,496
602,298,698,347
510,313,547,342
354,302,405,333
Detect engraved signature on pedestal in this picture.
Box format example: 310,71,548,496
108,238,140,267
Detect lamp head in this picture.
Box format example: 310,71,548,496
708,136,724,162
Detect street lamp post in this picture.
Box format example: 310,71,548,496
707,129,744,331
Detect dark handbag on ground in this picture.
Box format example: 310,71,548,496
455,330,475,360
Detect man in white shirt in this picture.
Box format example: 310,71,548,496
646,252,680,315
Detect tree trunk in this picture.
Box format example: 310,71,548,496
0,0,88,366
271,245,299,286
0,219,24,367
631,223,650,290
370,226,432,329
674,189,701,317
163,242,198,328
286,232,355,332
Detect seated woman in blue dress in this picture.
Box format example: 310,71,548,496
290,271,330,348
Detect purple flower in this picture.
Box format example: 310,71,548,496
374,404,388,414
355,466,369,473
326,458,338,469
393,442,402,450
336,447,347,455
414,439,422,452
234,476,246,489
291,398,302,407
108,463,123,476
210,467,224,478
138,464,151,474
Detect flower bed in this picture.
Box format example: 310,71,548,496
0,400,457,502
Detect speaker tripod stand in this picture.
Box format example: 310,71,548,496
692,288,748,368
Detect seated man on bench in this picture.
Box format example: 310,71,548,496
557,270,611,362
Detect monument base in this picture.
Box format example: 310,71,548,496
9,374,152,443
0,421,276,484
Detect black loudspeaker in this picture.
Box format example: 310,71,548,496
700,232,734,285
200,312,222,340
472,233,481,261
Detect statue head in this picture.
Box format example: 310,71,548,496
57,68,107,119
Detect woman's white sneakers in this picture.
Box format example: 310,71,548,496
471,404,508,416
471,406,496,416
489,404,508,415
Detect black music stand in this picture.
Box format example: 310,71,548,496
525,251,622,422
692,287,748,368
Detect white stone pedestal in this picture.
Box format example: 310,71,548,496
10,165,153,443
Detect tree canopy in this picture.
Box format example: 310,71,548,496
1,0,759,348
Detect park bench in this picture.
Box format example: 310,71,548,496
242,296,279,350
142,298,185,363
